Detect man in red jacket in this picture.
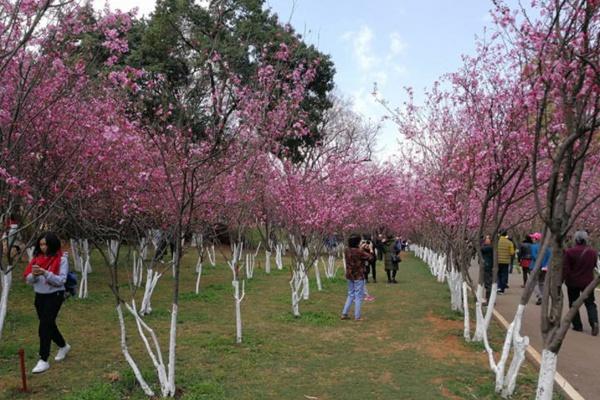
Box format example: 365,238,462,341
563,230,599,336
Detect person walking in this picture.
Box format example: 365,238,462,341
23,232,71,374
341,235,374,321
518,235,533,288
384,236,401,283
530,232,552,305
563,230,599,336
480,235,494,302
497,230,515,294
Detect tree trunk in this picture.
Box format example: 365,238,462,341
0,269,12,340
535,350,557,400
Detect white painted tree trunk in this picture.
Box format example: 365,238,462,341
342,251,347,271
195,258,203,294
275,244,283,270
166,303,177,396
70,239,82,271
535,350,557,400
232,280,245,344
473,283,498,342
290,268,304,317
82,239,92,272
302,269,310,300
228,243,245,343
124,300,177,396
116,303,155,396
26,247,34,261
502,304,529,397
207,244,216,267
447,269,463,312
314,260,322,291
140,269,162,315
78,257,90,299
265,250,271,274
463,281,471,341
244,253,256,279
0,269,12,340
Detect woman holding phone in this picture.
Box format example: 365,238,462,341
23,232,71,374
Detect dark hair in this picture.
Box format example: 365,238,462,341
348,235,361,248
523,235,533,244
34,232,61,256
499,229,508,237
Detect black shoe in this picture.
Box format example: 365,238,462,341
592,322,599,336
387,280,392,284
392,279,398,284
572,325,583,332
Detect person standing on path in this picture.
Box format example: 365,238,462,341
341,235,374,321
563,230,599,336
497,230,515,294
518,235,533,288
23,232,71,374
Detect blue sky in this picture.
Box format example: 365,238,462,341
96,0,521,160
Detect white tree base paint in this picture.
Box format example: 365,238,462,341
463,281,471,341
195,258,203,294
0,269,12,340
501,304,529,397
535,350,557,400
232,280,245,344
314,260,322,291
140,269,162,315
265,250,271,274
116,303,155,396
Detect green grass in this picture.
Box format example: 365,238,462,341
0,248,559,399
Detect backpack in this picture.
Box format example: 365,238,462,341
65,271,78,298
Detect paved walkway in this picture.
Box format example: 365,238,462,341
477,268,598,399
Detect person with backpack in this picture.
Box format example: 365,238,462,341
563,230,599,336
518,235,533,287
24,232,71,374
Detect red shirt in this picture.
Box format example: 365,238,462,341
563,245,598,288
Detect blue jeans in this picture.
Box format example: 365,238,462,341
342,279,365,319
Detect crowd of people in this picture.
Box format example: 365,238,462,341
480,229,599,336
340,234,408,321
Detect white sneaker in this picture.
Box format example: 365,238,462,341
54,344,71,361
32,360,50,374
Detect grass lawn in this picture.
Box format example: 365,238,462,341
0,248,560,399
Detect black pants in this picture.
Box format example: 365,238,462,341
385,269,397,282
522,267,529,286
567,286,598,330
35,291,66,361
365,260,376,282
498,264,509,291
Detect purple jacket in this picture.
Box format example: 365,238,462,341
563,245,598,288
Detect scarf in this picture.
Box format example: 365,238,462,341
23,251,63,278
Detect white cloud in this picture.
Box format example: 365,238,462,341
342,25,378,72
389,32,406,56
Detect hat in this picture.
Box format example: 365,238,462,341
530,232,542,241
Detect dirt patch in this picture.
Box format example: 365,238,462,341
420,312,481,362
425,312,463,331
